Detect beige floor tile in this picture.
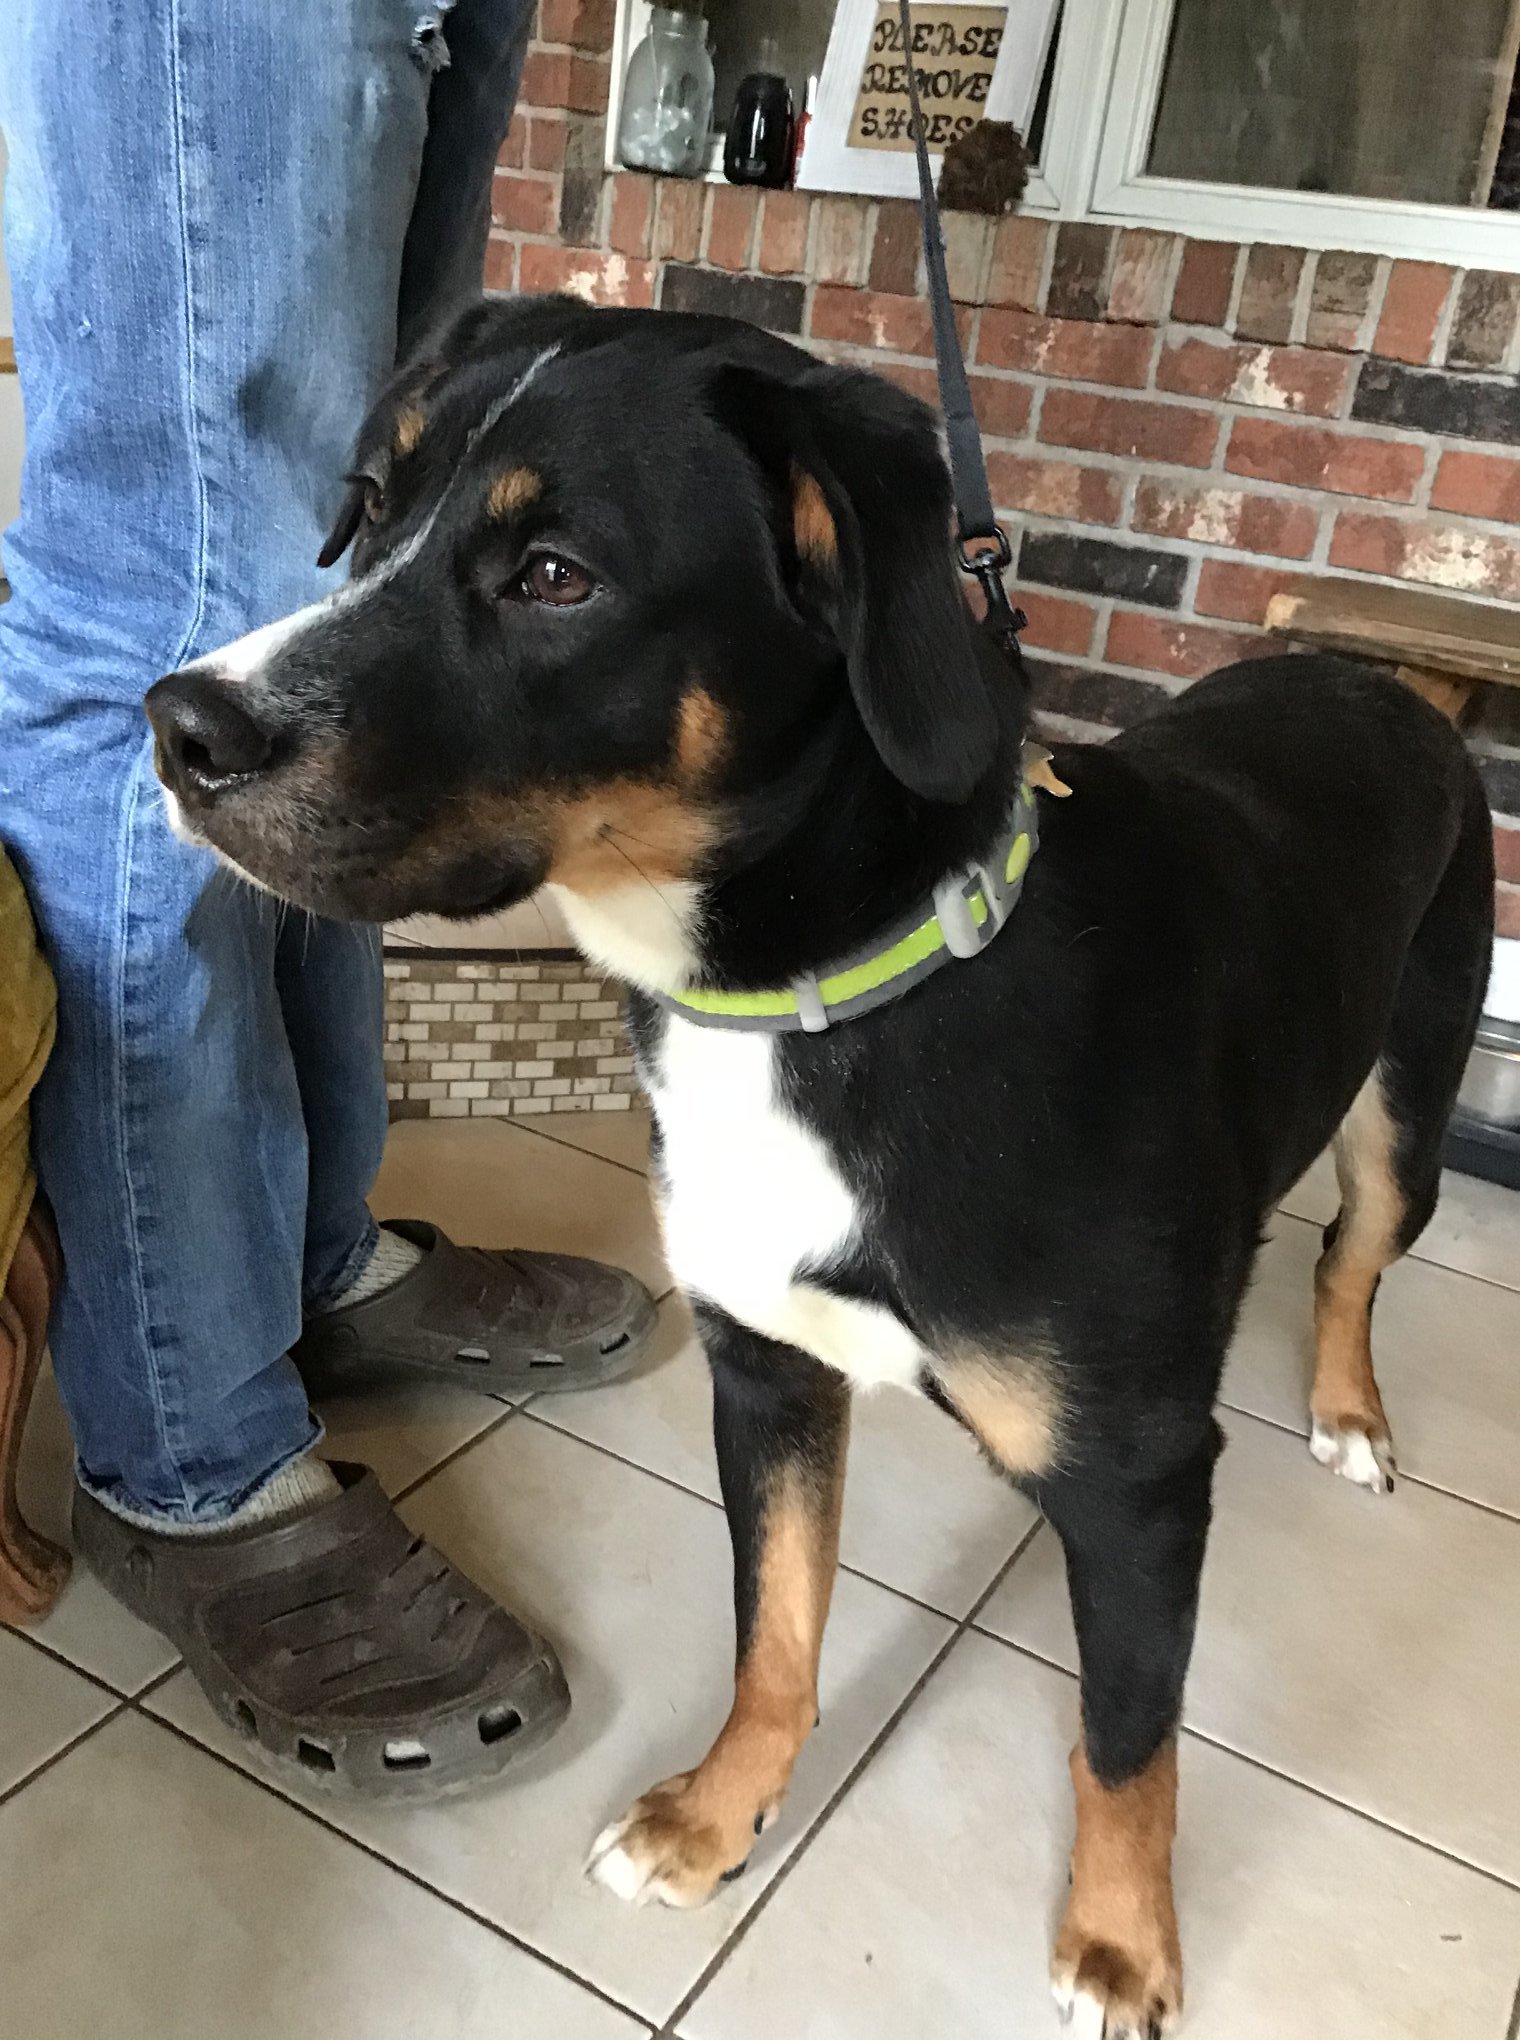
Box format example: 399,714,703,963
683,1633,1520,2040
981,1411,1520,1881
535,1293,1038,1617
0,1711,645,2040
5,1365,179,1694
0,1630,114,1793
373,1119,669,1298
526,1110,652,1174
316,1379,515,1496
1282,1152,1520,1294
147,1415,949,2025
1223,1212,1520,1516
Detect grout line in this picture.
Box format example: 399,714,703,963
652,1518,1049,2039
512,1114,651,1181
1213,1397,1520,1526
0,1701,128,1814
389,1399,525,1506
969,1623,1520,1898
135,1707,651,2031
3,1619,146,1703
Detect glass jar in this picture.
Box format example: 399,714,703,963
723,34,794,188
617,9,715,180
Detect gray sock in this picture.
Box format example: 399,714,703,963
315,1225,426,1312
99,1450,340,1538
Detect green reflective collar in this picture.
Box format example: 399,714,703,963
652,776,1041,1036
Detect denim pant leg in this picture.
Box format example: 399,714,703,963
0,0,438,1520
285,0,534,1312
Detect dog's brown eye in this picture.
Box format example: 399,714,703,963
520,553,595,607
362,478,385,524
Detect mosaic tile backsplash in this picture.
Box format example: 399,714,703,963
383,954,640,1121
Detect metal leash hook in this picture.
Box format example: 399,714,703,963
895,0,1028,675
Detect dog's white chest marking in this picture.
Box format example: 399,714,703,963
647,1022,925,1390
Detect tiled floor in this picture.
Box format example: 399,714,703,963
4,1112,1519,2040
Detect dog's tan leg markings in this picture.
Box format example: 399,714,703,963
933,1349,1061,1479
588,1438,847,1907
1311,1067,1401,1494
1052,1740,1183,2037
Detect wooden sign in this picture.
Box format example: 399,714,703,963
848,3,1006,153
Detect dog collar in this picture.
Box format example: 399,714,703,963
651,763,1050,1036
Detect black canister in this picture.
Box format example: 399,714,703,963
723,59,794,188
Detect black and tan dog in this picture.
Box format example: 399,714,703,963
147,297,1494,2037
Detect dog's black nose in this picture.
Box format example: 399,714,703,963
146,670,277,793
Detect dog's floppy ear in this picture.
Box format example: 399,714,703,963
317,355,441,570
716,357,999,803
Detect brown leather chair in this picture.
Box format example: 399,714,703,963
0,1198,68,1622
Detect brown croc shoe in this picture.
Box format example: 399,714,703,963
74,1462,568,1800
293,1221,656,1399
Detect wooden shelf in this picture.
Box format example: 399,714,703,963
1266,576,1520,689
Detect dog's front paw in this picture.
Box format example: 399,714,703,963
586,1772,770,1908
1051,1915,1182,2039
1310,1417,1395,1495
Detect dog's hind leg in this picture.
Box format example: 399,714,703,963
1312,776,1493,1495
587,1305,849,1909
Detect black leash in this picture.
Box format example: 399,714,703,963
896,0,1027,675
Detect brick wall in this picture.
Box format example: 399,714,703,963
489,4,1520,947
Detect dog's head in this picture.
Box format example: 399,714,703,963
147,298,1009,983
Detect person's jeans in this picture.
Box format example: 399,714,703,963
0,0,529,1522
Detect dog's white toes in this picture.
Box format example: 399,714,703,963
1310,1419,1395,1494
585,1821,654,1904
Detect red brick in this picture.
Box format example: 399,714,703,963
985,454,1124,527
608,172,654,257
567,54,609,113
1430,450,1520,524
528,116,568,171
707,186,758,271
483,237,517,294
538,0,615,49
1194,560,1299,625
1373,262,1455,364
986,216,1049,311
1040,390,1218,468
1494,826,1520,887
1172,240,1239,327
1497,884,1520,941
1132,481,1319,559
653,179,704,263
1226,419,1424,502
1156,337,1349,417
813,196,870,286
518,242,654,306
969,373,1033,440
759,191,811,275
810,285,971,358
1235,246,1305,345
490,173,557,236
869,201,921,296
1329,511,1520,600
1107,230,1174,324
943,214,991,303
519,47,571,108
977,309,1153,388
1106,611,1259,678
499,114,528,170
1305,251,1378,352
1017,591,1099,657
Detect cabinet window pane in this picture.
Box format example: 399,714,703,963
1146,0,1520,210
